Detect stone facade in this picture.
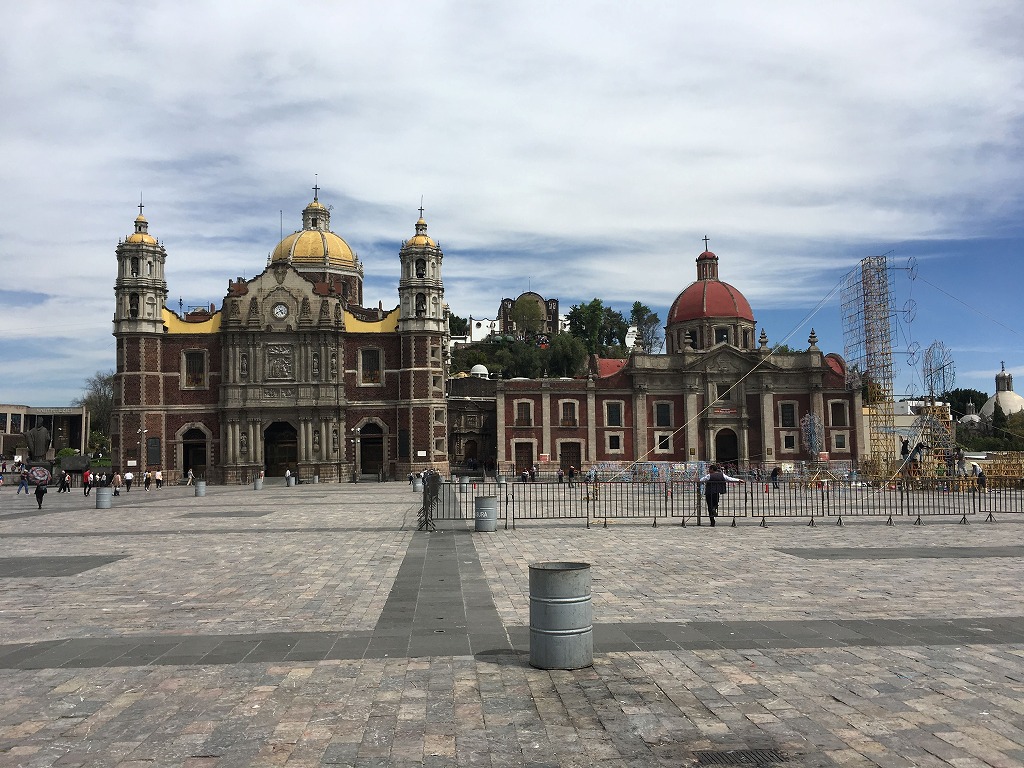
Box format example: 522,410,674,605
111,195,450,483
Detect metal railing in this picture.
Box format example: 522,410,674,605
419,476,1024,528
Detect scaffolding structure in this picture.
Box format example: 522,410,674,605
842,254,896,474
912,341,958,473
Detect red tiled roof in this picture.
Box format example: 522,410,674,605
596,358,627,378
668,280,754,324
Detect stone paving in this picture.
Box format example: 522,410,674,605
0,481,1022,766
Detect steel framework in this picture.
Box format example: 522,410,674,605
842,254,896,471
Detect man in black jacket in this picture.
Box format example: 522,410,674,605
699,464,742,526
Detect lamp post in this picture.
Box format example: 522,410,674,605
137,428,147,472
349,429,360,483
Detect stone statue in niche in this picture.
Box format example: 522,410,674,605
313,429,320,452
240,353,248,379
330,353,337,379
312,353,320,379
239,433,248,454
332,428,339,451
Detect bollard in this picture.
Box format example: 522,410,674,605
194,480,206,497
95,486,113,510
474,495,498,532
529,561,593,669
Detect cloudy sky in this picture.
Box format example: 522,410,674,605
2,1,1022,407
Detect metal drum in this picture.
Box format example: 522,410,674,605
254,478,263,490
194,480,207,497
529,561,593,669
474,495,498,532
412,478,423,492
286,476,296,487
460,476,470,493
95,487,112,510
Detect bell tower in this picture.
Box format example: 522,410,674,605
113,202,168,335
396,208,450,473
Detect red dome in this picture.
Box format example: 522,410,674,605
668,280,754,324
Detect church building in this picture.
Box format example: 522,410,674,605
110,190,450,483
494,246,862,471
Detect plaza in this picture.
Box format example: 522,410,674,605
1,482,1023,767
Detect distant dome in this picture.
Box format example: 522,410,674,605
980,363,1024,418
470,364,489,378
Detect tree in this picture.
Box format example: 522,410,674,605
73,370,115,437
449,315,469,336
509,297,545,340
992,401,1008,434
567,299,629,355
629,302,662,353
546,333,588,378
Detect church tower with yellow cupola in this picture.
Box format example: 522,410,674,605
396,209,450,471
113,202,168,335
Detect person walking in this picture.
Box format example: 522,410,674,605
770,466,781,490
112,472,123,496
699,464,743,527
34,480,47,509
17,469,30,494
124,470,134,492
154,469,162,489
144,471,152,491
186,468,194,486
82,469,92,497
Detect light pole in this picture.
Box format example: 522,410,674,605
137,428,147,472
349,429,360,483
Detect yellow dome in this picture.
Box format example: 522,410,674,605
271,229,356,266
126,232,158,244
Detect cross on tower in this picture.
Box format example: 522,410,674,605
703,235,710,251
419,195,424,218
312,181,320,201
138,193,144,217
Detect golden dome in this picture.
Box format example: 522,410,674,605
403,217,436,248
271,229,356,266
126,214,157,244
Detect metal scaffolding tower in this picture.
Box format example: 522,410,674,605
842,254,896,472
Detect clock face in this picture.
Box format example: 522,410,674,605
272,303,288,319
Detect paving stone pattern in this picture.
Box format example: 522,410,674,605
0,482,1023,766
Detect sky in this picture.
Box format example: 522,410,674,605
1,1,1022,407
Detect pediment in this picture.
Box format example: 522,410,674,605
680,346,763,375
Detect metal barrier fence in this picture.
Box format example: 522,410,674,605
420,476,1024,528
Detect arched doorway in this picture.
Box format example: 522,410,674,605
264,422,298,477
182,428,208,478
714,428,739,466
464,439,479,467
359,423,384,478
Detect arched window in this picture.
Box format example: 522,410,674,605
129,293,139,318
415,293,426,317
130,257,139,277
415,259,426,278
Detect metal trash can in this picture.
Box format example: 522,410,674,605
460,476,470,493
474,495,498,532
313,475,319,484
286,476,296,487
194,480,206,497
497,474,506,484
95,486,112,509
254,478,263,490
529,561,593,670
412,478,423,492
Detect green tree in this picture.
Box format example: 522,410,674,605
629,302,662,353
546,333,589,377
449,315,470,336
509,297,545,340
73,370,115,439
567,299,629,355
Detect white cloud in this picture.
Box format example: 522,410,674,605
1,0,1022,403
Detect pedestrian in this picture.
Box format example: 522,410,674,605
124,470,134,492
144,471,152,491
557,467,564,483
17,469,29,494
112,472,123,496
770,466,781,490
900,437,910,461
699,464,743,527
82,469,92,497
568,466,577,485
154,469,162,489
186,468,194,486
972,462,987,493
34,479,47,509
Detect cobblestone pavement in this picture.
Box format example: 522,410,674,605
0,482,1023,767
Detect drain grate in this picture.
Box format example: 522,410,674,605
694,748,787,766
